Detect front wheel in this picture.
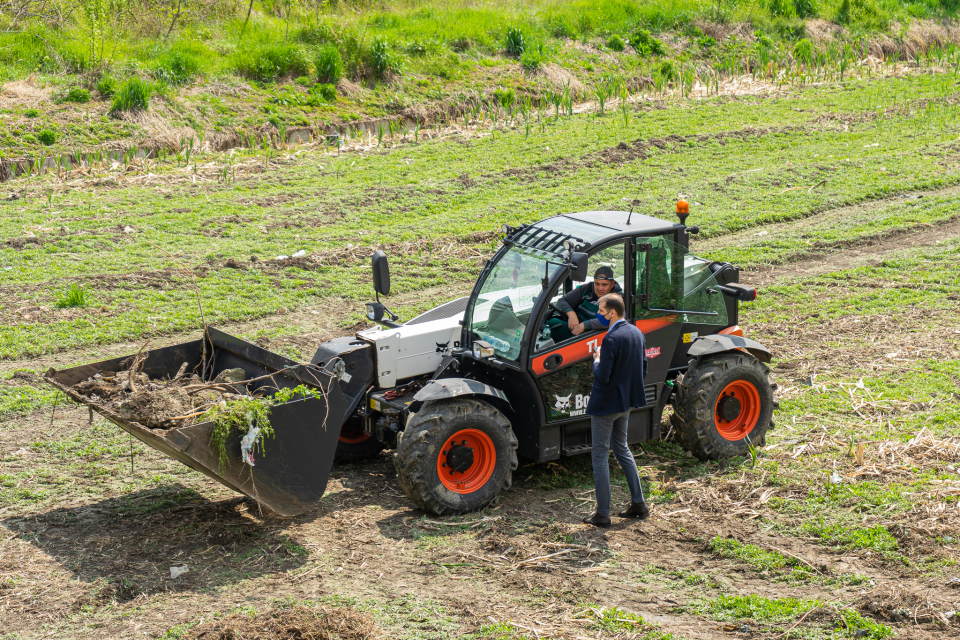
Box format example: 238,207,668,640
333,418,386,464
671,353,778,461
394,398,518,515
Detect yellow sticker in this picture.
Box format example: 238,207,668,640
370,398,379,411
683,332,698,343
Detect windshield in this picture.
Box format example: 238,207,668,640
466,246,561,362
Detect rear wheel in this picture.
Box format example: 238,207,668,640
394,398,518,515
334,418,386,464
671,353,778,461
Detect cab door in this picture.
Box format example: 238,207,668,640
528,242,628,424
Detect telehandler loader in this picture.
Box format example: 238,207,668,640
46,203,776,516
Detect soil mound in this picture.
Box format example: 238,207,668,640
185,606,379,640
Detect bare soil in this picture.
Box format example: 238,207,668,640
0,196,958,639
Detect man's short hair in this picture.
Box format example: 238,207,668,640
598,293,624,318
593,266,615,281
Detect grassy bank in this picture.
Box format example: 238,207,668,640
2,1,960,161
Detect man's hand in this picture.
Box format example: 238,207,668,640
593,346,601,362
572,322,585,336
566,312,579,331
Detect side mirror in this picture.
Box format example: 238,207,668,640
372,250,390,296
568,252,589,282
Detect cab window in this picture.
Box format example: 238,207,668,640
535,243,626,353
635,236,727,325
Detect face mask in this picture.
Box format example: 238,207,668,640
596,311,611,327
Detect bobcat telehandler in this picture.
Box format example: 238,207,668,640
46,203,777,516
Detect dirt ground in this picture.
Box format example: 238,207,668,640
0,198,958,639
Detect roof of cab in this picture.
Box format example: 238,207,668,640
531,210,680,247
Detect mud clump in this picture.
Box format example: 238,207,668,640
185,606,379,640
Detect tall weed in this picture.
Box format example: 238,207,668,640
110,77,152,113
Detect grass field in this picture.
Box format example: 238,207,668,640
0,44,959,640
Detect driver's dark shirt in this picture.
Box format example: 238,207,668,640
556,281,623,331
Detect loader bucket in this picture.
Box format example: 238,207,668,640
43,328,350,517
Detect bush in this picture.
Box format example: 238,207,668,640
367,36,401,78
628,28,666,57
65,87,90,103
493,87,515,109
233,43,311,82
793,0,818,18
794,38,814,62
154,46,204,85
768,0,796,18
655,59,677,82
96,75,118,97
23,108,40,118
606,34,625,51
520,48,544,71
506,26,526,56
111,77,153,113
315,44,343,84
37,129,56,145
836,0,889,28
312,83,337,102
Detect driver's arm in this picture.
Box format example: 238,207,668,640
557,286,585,330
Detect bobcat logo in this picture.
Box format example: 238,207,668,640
554,394,572,412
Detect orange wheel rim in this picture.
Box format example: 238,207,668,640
436,429,497,494
715,380,761,441
339,427,371,444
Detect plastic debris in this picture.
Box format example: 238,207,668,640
122,225,135,233
275,255,289,260
292,249,306,258
170,565,189,578
240,416,260,467
828,471,844,485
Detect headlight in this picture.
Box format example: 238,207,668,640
365,303,384,322
472,340,494,359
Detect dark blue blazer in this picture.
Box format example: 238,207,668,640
586,320,648,416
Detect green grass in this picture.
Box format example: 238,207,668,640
800,519,899,553
1,73,959,360
705,593,820,623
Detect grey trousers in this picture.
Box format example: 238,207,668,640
590,410,645,516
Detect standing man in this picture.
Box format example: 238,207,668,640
583,293,650,528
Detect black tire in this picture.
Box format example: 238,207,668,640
333,417,386,464
671,352,778,461
394,398,518,515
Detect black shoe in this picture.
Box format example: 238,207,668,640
618,501,650,520
583,513,611,528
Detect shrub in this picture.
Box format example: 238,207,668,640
111,77,153,113
836,0,889,28
315,44,343,84
768,0,796,18
367,37,400,78
234,43,311,82
520,48,544,71
655,59,677,82
794,37,814,62
506,26,526,56
628,28,666,57
312,83,337,102
56,284,87,308
23,108,40,118
37,129,56,145
65,87,90,103
606,34,625,51
793,0,818,18
154,46,203,85
493,87,515,110
96,75,118,97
